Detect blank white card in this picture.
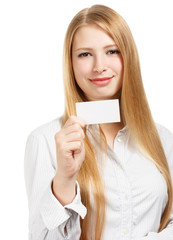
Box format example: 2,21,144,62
76,99,120,125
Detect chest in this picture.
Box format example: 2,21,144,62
104,138,168,201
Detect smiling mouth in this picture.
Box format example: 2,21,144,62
90,76,114,81
89,76,114,86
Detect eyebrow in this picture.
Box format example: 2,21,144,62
74,44,117,51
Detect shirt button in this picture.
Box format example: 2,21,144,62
124,194,129,200
117,135,123,142
123,229,129,235
117,162,121,168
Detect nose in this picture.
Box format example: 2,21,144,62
93,56,107,73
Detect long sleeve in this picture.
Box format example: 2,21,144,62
134,212,173,240
24,133,87,240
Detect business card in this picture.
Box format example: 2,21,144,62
76,99,120,125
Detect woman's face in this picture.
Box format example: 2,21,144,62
72,24,123,101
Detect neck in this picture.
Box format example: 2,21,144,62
100,121,124,149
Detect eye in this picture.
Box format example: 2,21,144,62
78,52,92,57
107,49,120,55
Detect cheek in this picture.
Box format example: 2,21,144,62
73,59,92,77
110,58,123,74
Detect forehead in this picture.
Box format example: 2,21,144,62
72,24,115,48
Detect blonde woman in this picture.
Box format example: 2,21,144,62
24,4,173,240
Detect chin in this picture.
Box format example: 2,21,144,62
93,96,116,101
86,92,119,101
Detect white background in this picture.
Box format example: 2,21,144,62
0,0,173,238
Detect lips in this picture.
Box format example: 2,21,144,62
90,76,113,81
89,76,113,86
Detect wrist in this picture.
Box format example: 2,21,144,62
52,174,77,206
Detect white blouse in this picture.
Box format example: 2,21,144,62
24,117,173,240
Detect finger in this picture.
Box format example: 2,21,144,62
65,132,85,143
63,124,85,138
54,127,85,148
63,116,85,129
65,140,83,153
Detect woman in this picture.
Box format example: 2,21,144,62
24,4,173,240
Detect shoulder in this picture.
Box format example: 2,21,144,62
155,122,173,144
25,116,62,154
25,116,63,166
155,122,173,165
29,116,62,140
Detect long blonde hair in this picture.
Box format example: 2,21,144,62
62,4,173,239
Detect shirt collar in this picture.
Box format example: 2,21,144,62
86,124,128,134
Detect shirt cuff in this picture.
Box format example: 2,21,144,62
64,181,87,219
39,180,87,230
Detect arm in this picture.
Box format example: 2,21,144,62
135,125,173,240
24,133,87,240
135,221,173,240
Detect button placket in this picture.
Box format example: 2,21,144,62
111,129,132,239
121,175,132,239
114,137,132,239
